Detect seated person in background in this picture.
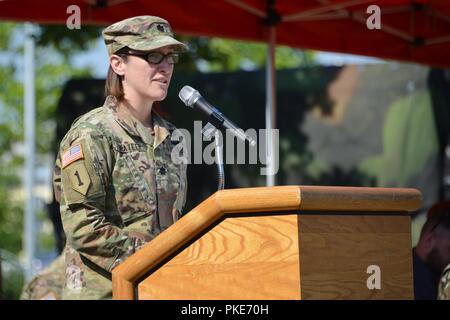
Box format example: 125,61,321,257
438,263,450,300
413,200,450,299
20,253,65,300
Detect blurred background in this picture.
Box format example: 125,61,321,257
1,2,450,299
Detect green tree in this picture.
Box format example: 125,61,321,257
0,22,99,298
178,36,316,72
0,23,95,255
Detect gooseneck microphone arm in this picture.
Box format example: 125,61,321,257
178,85,256,147
179,85,257,191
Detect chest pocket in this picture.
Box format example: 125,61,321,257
111,141,157,225
154,138,187,224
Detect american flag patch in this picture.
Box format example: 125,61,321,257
61,143,84,168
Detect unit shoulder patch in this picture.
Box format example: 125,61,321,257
66,161,91,196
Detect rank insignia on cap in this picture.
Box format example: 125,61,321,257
155,23,169,33
62,143,84,168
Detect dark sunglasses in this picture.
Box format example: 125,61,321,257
127,51,179,64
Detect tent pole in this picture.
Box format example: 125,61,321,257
265,25,277,186
23,22,36,282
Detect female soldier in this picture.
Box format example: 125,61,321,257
53,15,188,299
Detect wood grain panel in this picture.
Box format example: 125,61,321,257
298,215,413,299
138,214,301,300
113,186,301,299
298,213,411,233
169,215,299,265
138,262,300,300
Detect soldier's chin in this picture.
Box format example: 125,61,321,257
144,88,166,102
153,89,168,101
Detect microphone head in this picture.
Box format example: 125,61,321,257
178,85,201,108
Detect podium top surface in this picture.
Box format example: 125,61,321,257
211,185,422,213
112,185,421,299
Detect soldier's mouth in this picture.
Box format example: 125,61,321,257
153,78,168,84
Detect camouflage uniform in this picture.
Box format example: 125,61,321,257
20,254,65,300
438,263,450,300
53,95,187,299
53,16,188,300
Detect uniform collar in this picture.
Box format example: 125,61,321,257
152,109,173,149
103,95,172,149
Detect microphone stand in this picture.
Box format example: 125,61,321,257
202,122,225,191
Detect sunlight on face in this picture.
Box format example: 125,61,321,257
122,46,175,103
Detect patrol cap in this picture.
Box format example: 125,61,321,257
102,15,188,55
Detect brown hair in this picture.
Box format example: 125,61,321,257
104,50,128,100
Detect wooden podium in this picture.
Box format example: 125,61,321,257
112,186,421,300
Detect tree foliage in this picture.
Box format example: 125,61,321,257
177,35,316,72
0,23,96,259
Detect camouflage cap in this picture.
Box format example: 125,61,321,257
102,15,188,55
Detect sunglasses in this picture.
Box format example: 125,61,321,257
127,51,180,64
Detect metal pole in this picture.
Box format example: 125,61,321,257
23,22,36,282
265,25,277,186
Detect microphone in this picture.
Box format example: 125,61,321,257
178,85,256,147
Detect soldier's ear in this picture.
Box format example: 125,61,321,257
110,54,126,76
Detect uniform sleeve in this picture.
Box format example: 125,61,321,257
438,267,450,300
20,280,34,300
58,129,150,272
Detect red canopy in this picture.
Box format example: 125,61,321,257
1,0,450,68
